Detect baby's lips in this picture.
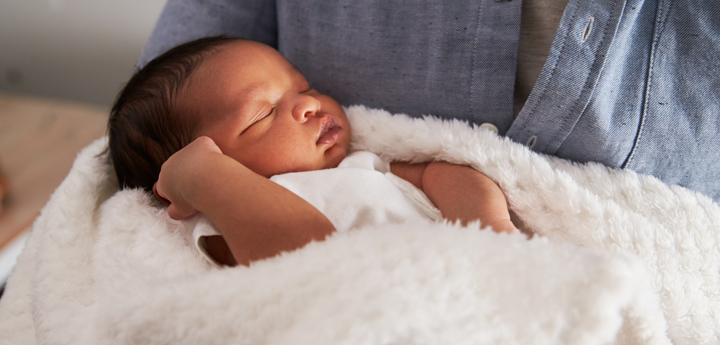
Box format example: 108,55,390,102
153,183,172,206
316,115,341,144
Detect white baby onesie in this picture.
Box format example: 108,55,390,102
190,151,442,266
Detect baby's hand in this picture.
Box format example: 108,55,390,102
154,136,224,220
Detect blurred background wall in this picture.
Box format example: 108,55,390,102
0,0,168,289
0,0,167,107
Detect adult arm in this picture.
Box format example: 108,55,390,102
155,137,335,266
391,161,516,233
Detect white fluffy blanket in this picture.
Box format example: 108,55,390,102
1,106,719,345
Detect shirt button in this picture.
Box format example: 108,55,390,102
480,123,499,134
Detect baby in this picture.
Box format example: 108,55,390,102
108,37,516,267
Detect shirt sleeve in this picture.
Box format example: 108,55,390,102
384,172,443,222
345,151,443,222
184,215,223,267
138,0,278,67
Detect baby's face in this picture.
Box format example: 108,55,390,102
182,40,351,177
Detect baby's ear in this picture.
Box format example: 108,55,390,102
153,182,171,206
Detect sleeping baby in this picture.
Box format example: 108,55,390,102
107,37,516,267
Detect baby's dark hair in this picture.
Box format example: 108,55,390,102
108,36,240,191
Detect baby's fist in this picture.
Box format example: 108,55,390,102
154,136,224,220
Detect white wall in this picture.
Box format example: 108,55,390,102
0,0,167,106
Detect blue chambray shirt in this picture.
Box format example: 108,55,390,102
140,0,720,201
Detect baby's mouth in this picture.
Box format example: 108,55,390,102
317,117,342,145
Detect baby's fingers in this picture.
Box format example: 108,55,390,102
167,204,198,220
153,183,171,206
154,182,197,220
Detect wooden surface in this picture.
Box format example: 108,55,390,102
0,93,108,250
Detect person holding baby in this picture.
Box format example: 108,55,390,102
110,0,720,265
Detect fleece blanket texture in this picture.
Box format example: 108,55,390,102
0,106,718,345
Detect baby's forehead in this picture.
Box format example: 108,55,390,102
219,41,307,76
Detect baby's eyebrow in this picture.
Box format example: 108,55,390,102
287,63,309,85
288,62,303,75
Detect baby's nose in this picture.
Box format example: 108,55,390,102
292,94,321,122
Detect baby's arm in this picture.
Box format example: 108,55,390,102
391,161,516,233
155,136,336,266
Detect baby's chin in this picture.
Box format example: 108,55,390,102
261,151,348,177
322,147,349,170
